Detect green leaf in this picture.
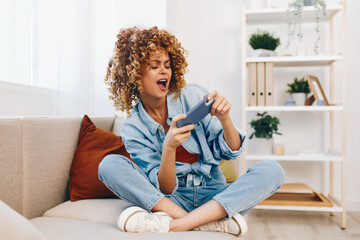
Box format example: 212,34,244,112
286,76,310,94
249,30,281,51
249,112,281,139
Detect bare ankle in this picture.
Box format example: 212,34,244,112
169,219,186,232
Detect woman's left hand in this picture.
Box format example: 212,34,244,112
206,90,231,122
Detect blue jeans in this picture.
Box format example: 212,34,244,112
98,155,285,217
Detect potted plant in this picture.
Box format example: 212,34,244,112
249,30,281,57
286,0,327,55
286,77,310,106
249,112,282,154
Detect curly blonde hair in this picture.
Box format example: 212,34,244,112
104,26,188,115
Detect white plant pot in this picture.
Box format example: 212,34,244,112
267,0,290,8
251,138,274,155
249,0,267,9
251,49,278,57
292,93,306,106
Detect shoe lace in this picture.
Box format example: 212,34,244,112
198,218,230,233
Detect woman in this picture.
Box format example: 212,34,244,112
99,26,284,236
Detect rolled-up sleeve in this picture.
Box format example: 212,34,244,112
203,114,247,160
217,127,247,159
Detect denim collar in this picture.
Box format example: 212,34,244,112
137,93,183,135
167,93,183,119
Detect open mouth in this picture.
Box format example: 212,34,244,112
156,79,167,90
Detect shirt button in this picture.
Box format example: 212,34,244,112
158,126,162,131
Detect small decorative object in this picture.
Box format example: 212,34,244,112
305,94,315,106
284,94,296,106
250,112,282,154
286,0,327,55
267,0,289,8
315,99,325,106
296,50,305,56
304,0,313,6
274,143,285,155
249,30,281,57
286,77,310,106
306,75,329,105
249,0,267,9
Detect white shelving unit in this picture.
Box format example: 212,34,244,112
240,2,347,228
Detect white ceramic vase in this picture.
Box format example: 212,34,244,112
249,0,267,9
251,49,278,57
292,93,306,106
253,138,274,155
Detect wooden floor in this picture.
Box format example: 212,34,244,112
244,210,360,239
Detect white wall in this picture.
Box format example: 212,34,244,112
344,0,360,212
92,0,167,117
167,0,360,211
167,0,243,130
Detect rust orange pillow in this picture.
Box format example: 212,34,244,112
69,115,132,201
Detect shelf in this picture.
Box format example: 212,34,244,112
254,203,342,212
242,2,347,228
246,153,342,162
246,5,342,24
256,183,342,212
246,106,343,112
246,55,342,66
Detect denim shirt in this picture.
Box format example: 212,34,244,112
120,83,247,193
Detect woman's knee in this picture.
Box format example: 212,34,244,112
255,160,285,188
267,160,284,187
98,154,132,181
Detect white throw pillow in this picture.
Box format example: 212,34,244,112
0,200,46,240
112,113,126,136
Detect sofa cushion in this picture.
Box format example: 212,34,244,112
43,199,132,224
0,200,46,240
69,115,132,201
31,216,238,240
219,160,238,183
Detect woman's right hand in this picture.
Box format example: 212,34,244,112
163,114,195,151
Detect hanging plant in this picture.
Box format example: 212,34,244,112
286,0,327,55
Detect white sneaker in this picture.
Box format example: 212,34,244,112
117,206,172,233
195,213,248,236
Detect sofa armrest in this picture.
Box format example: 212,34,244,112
0,118,23,214
0,200,46,240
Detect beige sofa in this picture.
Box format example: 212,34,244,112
0,117,239,240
